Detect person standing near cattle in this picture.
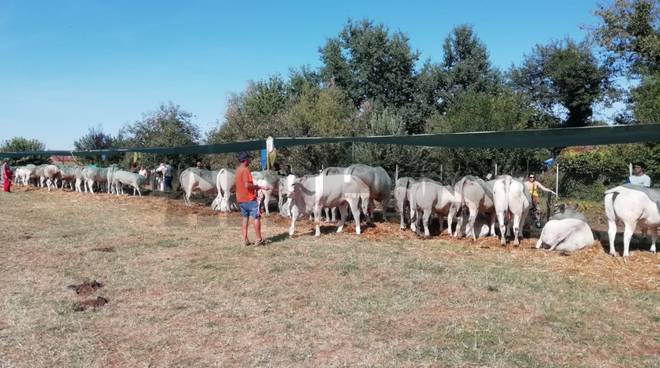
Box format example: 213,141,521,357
628,162,651,187
1,160,13,193
236,152,265,246
525,174,557,227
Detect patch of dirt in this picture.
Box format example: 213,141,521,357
91,247,115,253
72,296,108,312
68,280,103,296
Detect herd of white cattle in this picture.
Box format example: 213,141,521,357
10,162,660,257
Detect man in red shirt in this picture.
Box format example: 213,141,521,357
2,160,12,193
235,152,264,246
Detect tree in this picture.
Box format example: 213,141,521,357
319,19,420,131
208,76,290,143
630,73,660,123
510,39,614,127
439,25,500,109
592,0,659,75
0,137,48,165
429,88,551,178
124,102,201,167
592,0,659,124
73,126,116,151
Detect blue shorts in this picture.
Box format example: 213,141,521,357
239,200,260,219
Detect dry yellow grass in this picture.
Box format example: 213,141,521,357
0,187,658,367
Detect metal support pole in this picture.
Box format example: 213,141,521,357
555,161,560,196
494,163,498,177
395,164,399,184
440,164,443,184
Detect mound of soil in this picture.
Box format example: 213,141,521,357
68,280,103,296
73,297,108,312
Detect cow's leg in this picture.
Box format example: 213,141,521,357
410,205,417,232
497,210,507,245
332,207,337,222
263,190,271,215
348,198,362,235
454,209,465,238
400,202,406,230
535,237,544,249
607,219,618,256
422,209,432,238
650,227,657,253
313,203,323,237
324,208,331,222
467,205,478,241
622,221,635,257
381,198,389,221
447,205,457,236
336,203,348,233
489,212,497,237
512,211,522,246
288,204,299,236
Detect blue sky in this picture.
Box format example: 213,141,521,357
1,0,606,149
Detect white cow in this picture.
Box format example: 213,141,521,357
493,175,531,245
604,185,660,257
34,164,48,187
212,168,237,212
179,168,219,206
57,165,78,190
252,170,281,215
345,164,392,222
286,173,370,237
536,207,594,252
82,166,109,193
395,177,416,230
74,166,85,192
453,176,496,240
112,170,146,196
408,178,458,237
43,165,61,191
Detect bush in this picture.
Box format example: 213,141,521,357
557,143,659,199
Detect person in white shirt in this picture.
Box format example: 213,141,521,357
628,162,651,187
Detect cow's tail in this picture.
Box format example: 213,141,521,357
504,175,512,212
603,188,620,222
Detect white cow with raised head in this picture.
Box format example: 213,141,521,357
604,185,659,257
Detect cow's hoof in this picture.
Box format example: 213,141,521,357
336,226,344,233
356,227,361,235
609,251,617,257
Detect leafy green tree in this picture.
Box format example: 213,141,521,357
630,73,660,123
208,76,290,143
73,126,116,151
510,39,614,127
439,25,500,109
593,0,659,75
319,19,421,131
592,0,659,124
0,137,48,165
428,88,551,178
124,102,201,168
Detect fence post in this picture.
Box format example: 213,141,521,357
440,164,443,184
495,163,498,177
555,161,559,196
394,164,399,184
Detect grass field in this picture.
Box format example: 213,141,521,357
0,187,658,367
